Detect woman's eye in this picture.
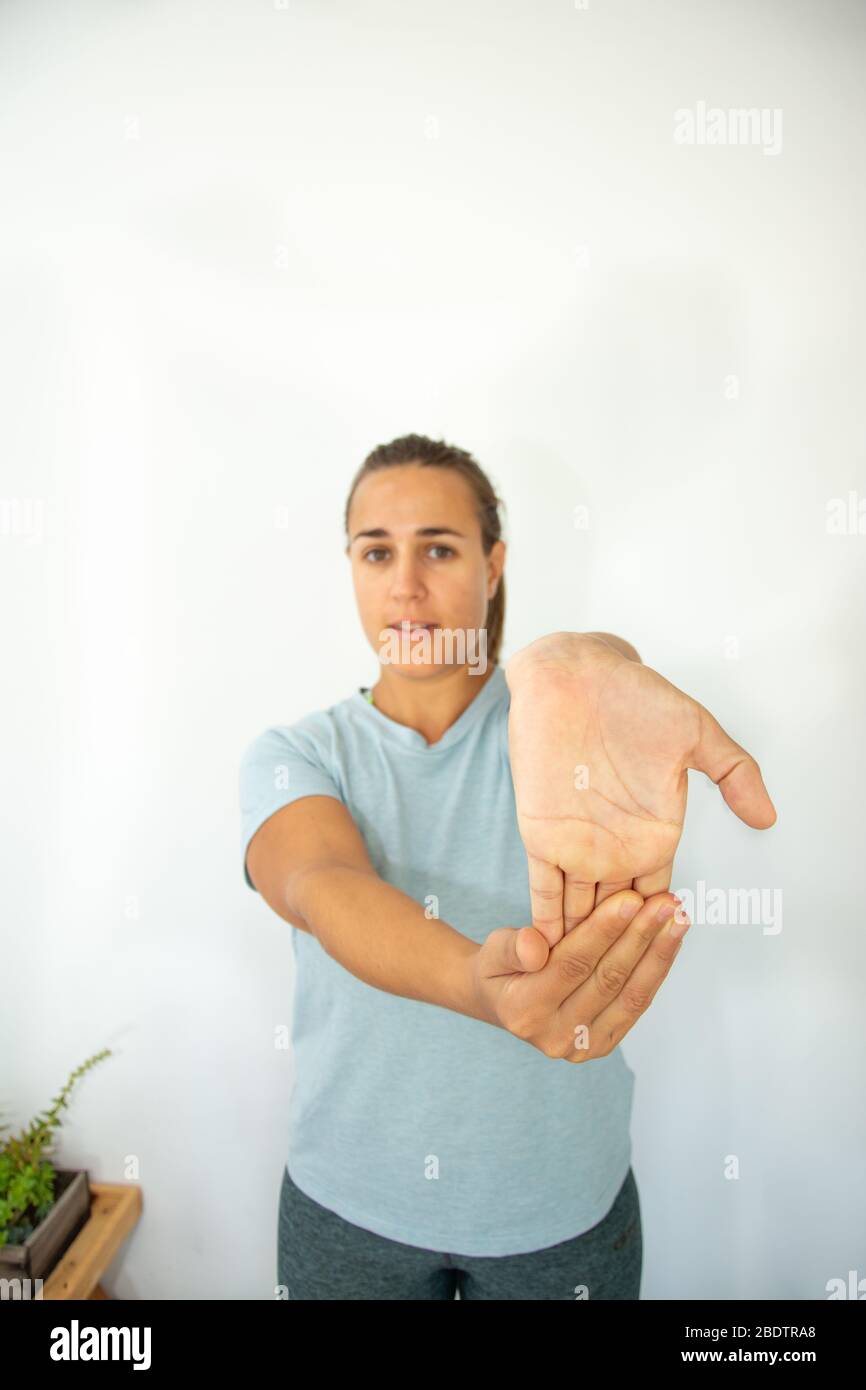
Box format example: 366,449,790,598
362,545,455,562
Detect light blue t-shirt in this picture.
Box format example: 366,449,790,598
238,663,635,1257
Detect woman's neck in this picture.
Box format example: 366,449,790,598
368,662,497,746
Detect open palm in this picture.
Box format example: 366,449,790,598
505,633,777,943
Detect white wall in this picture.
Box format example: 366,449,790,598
2,0,863,1300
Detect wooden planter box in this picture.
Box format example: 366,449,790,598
0,1169,91,1285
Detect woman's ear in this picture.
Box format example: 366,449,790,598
487,539,506,596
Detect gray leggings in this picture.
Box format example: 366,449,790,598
277,1165,642,1300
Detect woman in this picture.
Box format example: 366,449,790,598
238,432,678,1300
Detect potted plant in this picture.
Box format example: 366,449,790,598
0,1050,112,1285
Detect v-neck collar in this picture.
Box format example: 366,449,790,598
354,665,506,753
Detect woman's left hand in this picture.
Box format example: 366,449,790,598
504,632,776,944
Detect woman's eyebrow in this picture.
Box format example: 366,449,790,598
350,526,466,543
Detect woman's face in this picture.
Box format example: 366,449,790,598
346,464,505,679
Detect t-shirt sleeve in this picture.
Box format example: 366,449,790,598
238,718,344,892
499,690,512,772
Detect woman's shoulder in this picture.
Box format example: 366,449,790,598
239,688,361,768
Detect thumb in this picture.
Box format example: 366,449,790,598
689,703,777,829
482,925,550,978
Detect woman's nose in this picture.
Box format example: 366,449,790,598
389,556,426,599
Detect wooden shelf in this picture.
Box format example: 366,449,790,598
42,1182,142,1300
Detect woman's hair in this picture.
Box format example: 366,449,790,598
344,433,507,667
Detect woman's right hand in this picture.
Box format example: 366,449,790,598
468,889,689,1062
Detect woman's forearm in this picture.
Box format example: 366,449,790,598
291,864,487,1022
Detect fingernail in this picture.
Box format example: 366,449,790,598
620,898,641,921
668,914,691,940
656,902,676,924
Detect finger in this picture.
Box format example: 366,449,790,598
571,901,690,1060
689,703,777,829
537,888,645,1009
526,854,567,946
557,891,681,1028
632,862,673,898
563,872,597,934
480,925,550,980
593,880,632,910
